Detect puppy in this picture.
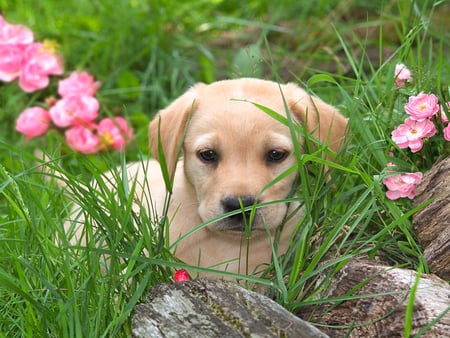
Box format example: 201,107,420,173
69,78,347,277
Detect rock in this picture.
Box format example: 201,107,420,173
301,259,450,337
413,157,450,280
132,278,328,338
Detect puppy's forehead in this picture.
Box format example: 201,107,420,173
189,131,292,150
187,99,290,138
184,81,295,144
190,86,289,124
198,81,287,110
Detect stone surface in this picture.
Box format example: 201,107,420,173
301,259,450,337
132,278,328,338
413,157,450,280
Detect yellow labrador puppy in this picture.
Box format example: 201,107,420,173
69,78,347,277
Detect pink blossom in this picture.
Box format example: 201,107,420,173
0,15,34,45
49,95,99,128
15,106,51,140
440,102,450,124
97,117,133,150
18,42,64,92
383,169,423,200
404,92,439,122
443,124,450,142
58,71,100,97
0,15,34,82
391,117,436,152
394,63,411,87
0,44,27,82
65,125,100,154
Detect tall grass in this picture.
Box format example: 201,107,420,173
1,0,449,336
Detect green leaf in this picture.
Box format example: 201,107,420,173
232,44,263,78
307,74,337,87
199,54,216,83
117,70,140,100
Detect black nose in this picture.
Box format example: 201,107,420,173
222,195,256,213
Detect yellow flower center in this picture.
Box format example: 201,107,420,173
40,40,59,54
419,104,427,112
100,132,114,149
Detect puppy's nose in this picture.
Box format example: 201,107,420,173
222,195,256,213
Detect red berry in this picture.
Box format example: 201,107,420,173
174,269,190,282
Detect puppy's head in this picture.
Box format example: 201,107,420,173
149,78,347,234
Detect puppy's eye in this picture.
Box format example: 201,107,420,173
266,149,288,163
197,149,218,163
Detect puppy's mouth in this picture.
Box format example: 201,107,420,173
219,212,261,232
210,195,263,233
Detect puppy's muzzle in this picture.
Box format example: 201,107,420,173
221,195,257,229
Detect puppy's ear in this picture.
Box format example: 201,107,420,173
149,84,202,176
284,83,348,156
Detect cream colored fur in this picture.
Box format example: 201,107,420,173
68,78,348,277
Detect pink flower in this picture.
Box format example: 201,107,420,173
65,125,100,154
0,15,34,82
0,44,27,82
174,269,190,282
394,63,412,87
18,42,64,92
58,71,100,97
443,124,450,142
49,95,99,128
97,117,133,150
404,92,439,122
0,16,63,91
15,106,51,140
0,15,34,45
440,102,450,124
383,169,423,200
391,117,436,152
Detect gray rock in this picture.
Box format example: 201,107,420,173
132,278,328,338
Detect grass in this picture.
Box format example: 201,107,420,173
1,0,450,336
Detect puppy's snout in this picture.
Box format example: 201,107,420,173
222,195,256,213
